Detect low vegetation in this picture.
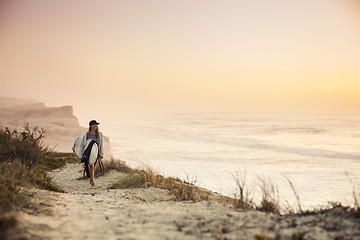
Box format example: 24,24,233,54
95,157,133,176
0,123,77,239
231,169,360,218
256,176,281,214
232,170,283,213
108,160,210,201
231,170,254,210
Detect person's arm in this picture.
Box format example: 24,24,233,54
99,132,104,159
79,134,86,156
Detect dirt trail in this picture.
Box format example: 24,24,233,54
12,163,360,240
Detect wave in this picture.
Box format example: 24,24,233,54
262,127,327,134
214,136,360,160
134,125,360,161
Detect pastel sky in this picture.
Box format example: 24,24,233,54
0,0,359,124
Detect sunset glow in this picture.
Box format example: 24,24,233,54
0,0,359,124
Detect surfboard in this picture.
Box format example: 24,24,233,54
72,136,83,158
88,142,98,165
83,138,99,165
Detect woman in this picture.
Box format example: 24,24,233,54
79,119,104,186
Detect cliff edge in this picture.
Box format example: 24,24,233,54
0,97,113,159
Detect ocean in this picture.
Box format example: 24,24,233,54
101,112,360,210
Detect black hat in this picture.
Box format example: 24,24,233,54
89,120,100,126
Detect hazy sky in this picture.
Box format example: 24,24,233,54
0,0,359,125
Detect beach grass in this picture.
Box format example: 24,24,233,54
256,176,281,214
231,170,360,217
231,170,255,210
231,170,282,213
96,157,134,175
108,161,210,201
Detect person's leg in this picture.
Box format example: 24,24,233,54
89,158,99,185
89,164,95,185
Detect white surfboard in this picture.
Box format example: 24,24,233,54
88,142,98,165
83,139,99,165
72,136,83,158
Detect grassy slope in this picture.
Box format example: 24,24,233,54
0,124,77,238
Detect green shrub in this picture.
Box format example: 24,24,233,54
0,123,52,168
0,123,70,236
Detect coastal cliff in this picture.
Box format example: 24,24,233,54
0,97,113,159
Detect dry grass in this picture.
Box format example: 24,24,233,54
256,176,280,214
95,157,134,176
231,170,360,217
231,170,255,210
231,171,282,213
284,175,302,214
232,172,304,214
109,161,210,201
345,171,359,210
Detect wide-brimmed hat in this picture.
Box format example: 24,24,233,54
89,120,100,126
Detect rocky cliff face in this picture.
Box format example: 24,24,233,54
0,97,113,159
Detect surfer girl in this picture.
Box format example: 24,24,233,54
79,120,104,186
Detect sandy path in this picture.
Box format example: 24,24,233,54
12,163,360,240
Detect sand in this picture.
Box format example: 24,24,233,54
9,163,360,240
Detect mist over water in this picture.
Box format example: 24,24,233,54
101,112,360,209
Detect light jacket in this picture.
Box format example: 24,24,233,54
79,132,104,158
